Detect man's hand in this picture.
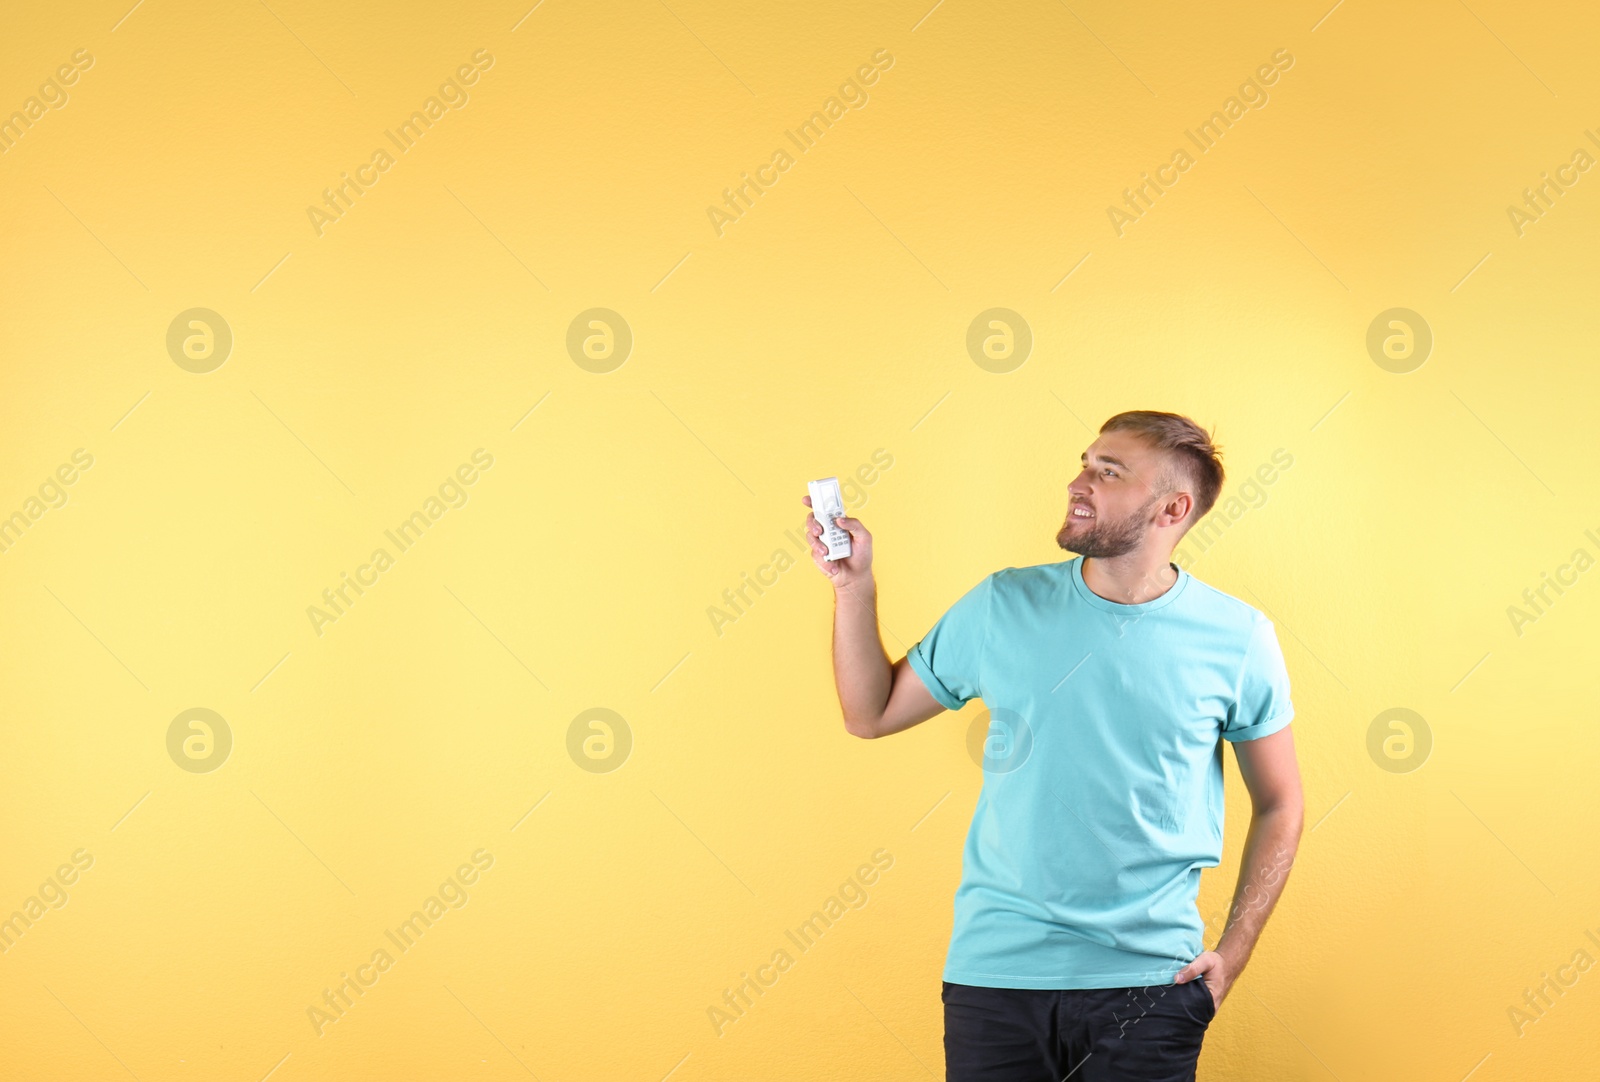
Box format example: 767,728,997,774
1175,950,1229,1014
802,495,873,591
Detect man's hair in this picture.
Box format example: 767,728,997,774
1099,410,1225,527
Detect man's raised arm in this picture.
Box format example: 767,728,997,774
803,499,945,739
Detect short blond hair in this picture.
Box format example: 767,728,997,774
1099,410,1225,525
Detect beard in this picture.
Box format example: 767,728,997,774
1055,493,1160,558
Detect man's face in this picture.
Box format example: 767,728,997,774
1055,431,1173,558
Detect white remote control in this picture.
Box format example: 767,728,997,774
807,477,852,561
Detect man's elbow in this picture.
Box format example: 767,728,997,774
843,714,881,739
1255,797,1305,837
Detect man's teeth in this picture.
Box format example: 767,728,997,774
1072,508,1093,518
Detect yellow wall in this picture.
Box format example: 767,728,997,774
2,1,1597,1078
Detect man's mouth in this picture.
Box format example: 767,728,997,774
1069,505,1095,521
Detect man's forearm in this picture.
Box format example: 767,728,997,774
832,576,891,736
1214,804,1302,977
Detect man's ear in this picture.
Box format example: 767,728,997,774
1163,491,1193,526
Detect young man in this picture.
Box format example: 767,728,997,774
804,410,1302,1081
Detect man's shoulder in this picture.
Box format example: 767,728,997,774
980,561,1076,609
1179,568,1270,636
989,560,1076,589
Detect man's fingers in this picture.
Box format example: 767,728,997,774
832,515,870,550
803,502,865,581
1174,952,1219,983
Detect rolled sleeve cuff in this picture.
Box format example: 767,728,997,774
905,643,965,711
1223,706,1294,743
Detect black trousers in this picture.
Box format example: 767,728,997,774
943,975,1215,1081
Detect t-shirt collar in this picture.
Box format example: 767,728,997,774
1069,555,1189,614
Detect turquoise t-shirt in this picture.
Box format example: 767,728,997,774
905,556,1294,990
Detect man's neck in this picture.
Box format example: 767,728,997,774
1081,553,1178,605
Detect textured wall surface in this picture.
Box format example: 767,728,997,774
1,1,1597,1079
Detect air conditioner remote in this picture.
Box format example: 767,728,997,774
807,477,852,561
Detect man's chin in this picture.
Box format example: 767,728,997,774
1057,527,1127,558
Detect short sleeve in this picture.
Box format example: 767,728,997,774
905,575,992,711
1224,616,1294,742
